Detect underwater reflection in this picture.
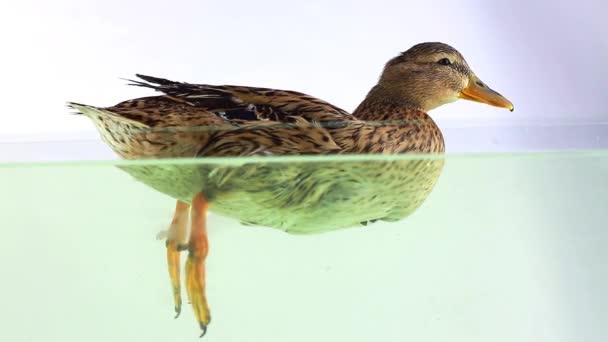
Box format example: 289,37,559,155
121,156,445,234
118,154,444,335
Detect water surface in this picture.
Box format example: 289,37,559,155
1,151,606,341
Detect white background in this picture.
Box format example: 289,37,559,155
0,0,606,143
0,3,606,342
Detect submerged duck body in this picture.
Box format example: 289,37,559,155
69,42,513,336
71,76,446,233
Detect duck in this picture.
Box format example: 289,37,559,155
68,42,513,337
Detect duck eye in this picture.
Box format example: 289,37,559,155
437,58,451,66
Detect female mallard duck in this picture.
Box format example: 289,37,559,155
69,42,513,336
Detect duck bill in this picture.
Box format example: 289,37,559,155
459,75,514,111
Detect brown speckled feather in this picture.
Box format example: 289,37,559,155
76,74,443,160
129,74,356,124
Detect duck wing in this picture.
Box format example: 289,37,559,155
126,74,356,125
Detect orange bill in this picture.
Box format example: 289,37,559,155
459,75,514,111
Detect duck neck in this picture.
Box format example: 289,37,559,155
352,84,428,121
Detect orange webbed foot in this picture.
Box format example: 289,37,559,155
165,200,190,318
185,193,211,337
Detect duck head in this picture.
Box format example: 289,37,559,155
374,42,513,112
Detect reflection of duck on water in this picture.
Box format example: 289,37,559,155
69,42,513,336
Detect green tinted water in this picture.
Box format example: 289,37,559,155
1,152,606,341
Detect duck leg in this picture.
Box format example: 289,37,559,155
186,192,211,336
165,200,190,317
